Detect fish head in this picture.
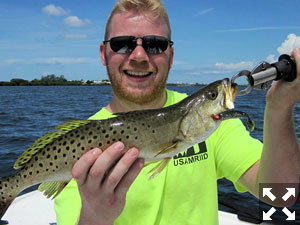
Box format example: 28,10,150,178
199,78,237,111
191,78,238,123
179,78,239,143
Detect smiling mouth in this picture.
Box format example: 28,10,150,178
124,70,153,78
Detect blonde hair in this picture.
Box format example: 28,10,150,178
105,0,171,40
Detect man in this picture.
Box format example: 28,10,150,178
54,0,300,224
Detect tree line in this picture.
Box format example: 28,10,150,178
0,74,108,86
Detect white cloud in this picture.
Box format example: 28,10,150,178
42,4,68,16
62,34,88,39
266,54,276,63
215,61,255,71
216,26,300,32
195,8,214,17
277,33,300,54
63,16,91,27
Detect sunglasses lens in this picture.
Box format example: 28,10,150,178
143,36,169,54
110,36,136,53
106,36,172,54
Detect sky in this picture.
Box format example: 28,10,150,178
1,0,300,84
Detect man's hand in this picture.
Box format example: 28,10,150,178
72,142,144,225
266,48,300,110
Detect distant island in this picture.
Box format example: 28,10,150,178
0,74,204,86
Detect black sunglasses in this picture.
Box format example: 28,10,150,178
103,35,174,54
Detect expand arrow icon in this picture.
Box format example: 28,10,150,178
282,188,295,201
263,207,276,220
263,188,276,201
282,207,295,220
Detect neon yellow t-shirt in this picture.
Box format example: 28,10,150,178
54,89,262,225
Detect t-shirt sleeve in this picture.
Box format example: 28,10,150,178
211,118,263,192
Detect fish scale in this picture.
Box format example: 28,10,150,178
0,78,247,220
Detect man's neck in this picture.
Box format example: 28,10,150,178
105,91,167,114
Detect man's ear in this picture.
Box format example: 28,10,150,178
169,45,174,69
100,42,107,66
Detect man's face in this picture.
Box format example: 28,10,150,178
100,11,174,105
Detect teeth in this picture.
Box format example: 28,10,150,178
125,70,152,76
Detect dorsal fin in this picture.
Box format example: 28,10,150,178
14,120,91,169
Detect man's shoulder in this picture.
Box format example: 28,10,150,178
88,107,113,120
165,89,187,106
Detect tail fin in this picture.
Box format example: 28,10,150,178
0,175,22,220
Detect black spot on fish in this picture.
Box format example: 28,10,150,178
39,163,43,167
88,140,92,144
70,140,75,144
72,149,76,153
47,154,51,159
66,146,70,151
113,130,117,134
63,141,67,146
93,136,98,139
107,140,111,144
99,143,102,147
89,131,93,135
105,134,109,138
81,136,85,140
77,143,81,147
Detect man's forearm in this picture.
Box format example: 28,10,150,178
258,103,300,184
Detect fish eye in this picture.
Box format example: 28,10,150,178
208,90,218,100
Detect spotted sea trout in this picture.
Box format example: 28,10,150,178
0,78,253,219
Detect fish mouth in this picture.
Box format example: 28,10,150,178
222,78,238,110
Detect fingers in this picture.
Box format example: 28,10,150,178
72,141,144,195
102,147,143,191
86,142,125,191
292,48,300,77
115,158,144,198
72,148,102,185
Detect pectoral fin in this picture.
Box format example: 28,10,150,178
154,141,178,157
38,181,70,199
147,158,171,179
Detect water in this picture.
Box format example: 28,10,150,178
0,85,299,224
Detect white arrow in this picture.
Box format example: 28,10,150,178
263,207,276,220
282,207,295,220
263,188,276,201
282,188,295,201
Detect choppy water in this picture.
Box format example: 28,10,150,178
0,85,299,224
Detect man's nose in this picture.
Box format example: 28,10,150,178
128,39,149,63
